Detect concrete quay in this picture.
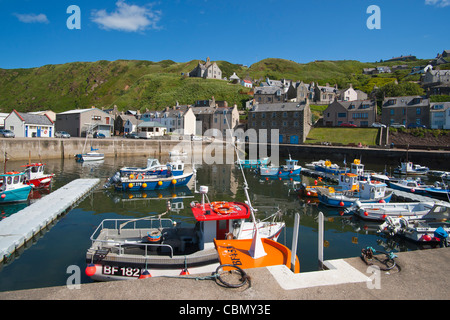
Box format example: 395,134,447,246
0,247,449,301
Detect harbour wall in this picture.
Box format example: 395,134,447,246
1,138,450,170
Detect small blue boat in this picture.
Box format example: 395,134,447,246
236,157,270,169
115,172,194,191
314,160,349,175
119,158,185,177
317,180,393,208
0,172,32,203
259,157,302,177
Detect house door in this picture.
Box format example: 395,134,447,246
37,127,41,137
290,135,299,144
279,135,283,143
216,220,229,240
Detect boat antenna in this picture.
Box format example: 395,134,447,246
224,112,266,259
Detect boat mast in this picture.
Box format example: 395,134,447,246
224,114,267,259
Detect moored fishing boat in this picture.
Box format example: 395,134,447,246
316,179,392,208
394,161,429,175
314,160,349,175
236,157,270,169
388,178,431,195
258,156,301,177
350,201,435,221
118,158,185,177
297,172,359,198
75,147,104,162
22,163,54,189
0,172,32,203
85,185,285,281
379,203,450,245
113,171,194,192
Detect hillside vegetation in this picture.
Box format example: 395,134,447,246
0,57,430,113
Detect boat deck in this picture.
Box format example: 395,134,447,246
0,179,100,263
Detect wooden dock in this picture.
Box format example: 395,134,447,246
0,179,100,263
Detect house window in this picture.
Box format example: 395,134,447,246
294,112,299,118
261,113,266,119
272,121,277,127
390,109,395,115
272,112,276,118
92,116,101,121
261,121,266,127
294,121,299,127
283,121,288,127
416,108,421,115
338,113,346,118
283,112,288,118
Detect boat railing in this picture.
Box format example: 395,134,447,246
90,218,176,257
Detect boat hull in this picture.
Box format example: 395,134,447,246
27,175,54,189
318,191,393,208
354,202,435,221
0,186,32,203
116,172,193,191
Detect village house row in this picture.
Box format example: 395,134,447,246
1,54,449,143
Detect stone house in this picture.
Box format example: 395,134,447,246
421,69,450,96
189,57,222,79
323,100,377,127
5,110,54,138
381,96,430,127
248,102,312,144
192,104,240,137
313,83,338,105
55,107,113,137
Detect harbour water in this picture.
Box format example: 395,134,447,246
0,155,445,292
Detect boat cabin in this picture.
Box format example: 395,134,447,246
23,163,45,179
350,159,364,176
359,180,387,200
0,172,27,191
338,173,359,191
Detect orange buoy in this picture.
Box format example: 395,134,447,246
128,183,133,189
158,181,163,186
85,264,97,277
180,269,190,276
139,270,152,279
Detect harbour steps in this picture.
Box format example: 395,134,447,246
0,179,100,263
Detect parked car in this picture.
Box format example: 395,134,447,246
390,123,406,129
407,123,426,129
340,123,357,127
93,132,106,139
371,122,386,128
0,129,15,138
125,132,139,139
55,131,71,138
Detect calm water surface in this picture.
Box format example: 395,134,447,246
0,155,441,292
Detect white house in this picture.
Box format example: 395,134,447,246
338,85,358,101
137,122,167,139
0,113,9,128
241,79,253,88
5,110,54,138
141,106,196,136
430,102,450,129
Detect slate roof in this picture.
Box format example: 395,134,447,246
13,110,53,125
251,102,307,112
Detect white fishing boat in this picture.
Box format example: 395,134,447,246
394,161,429,175
388,178,431,195
351,201,436,221
75,147,104,162
379,203,450,245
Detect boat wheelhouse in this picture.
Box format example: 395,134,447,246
22,163,54,189
0,172,32,203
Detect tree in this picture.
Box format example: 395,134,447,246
376,82,424,100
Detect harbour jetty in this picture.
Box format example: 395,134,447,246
0,179,100,263
0,247,448,300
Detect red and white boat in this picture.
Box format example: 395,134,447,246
22,163,54,189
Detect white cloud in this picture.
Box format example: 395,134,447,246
425,0,450,7
13,13,49,24
91,1,161,32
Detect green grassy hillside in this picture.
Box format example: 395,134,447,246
0,57,429,113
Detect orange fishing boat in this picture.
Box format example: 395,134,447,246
214,237,300,273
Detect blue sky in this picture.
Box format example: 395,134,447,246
0,0,449,69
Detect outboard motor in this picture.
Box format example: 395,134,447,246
104,172,120,188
